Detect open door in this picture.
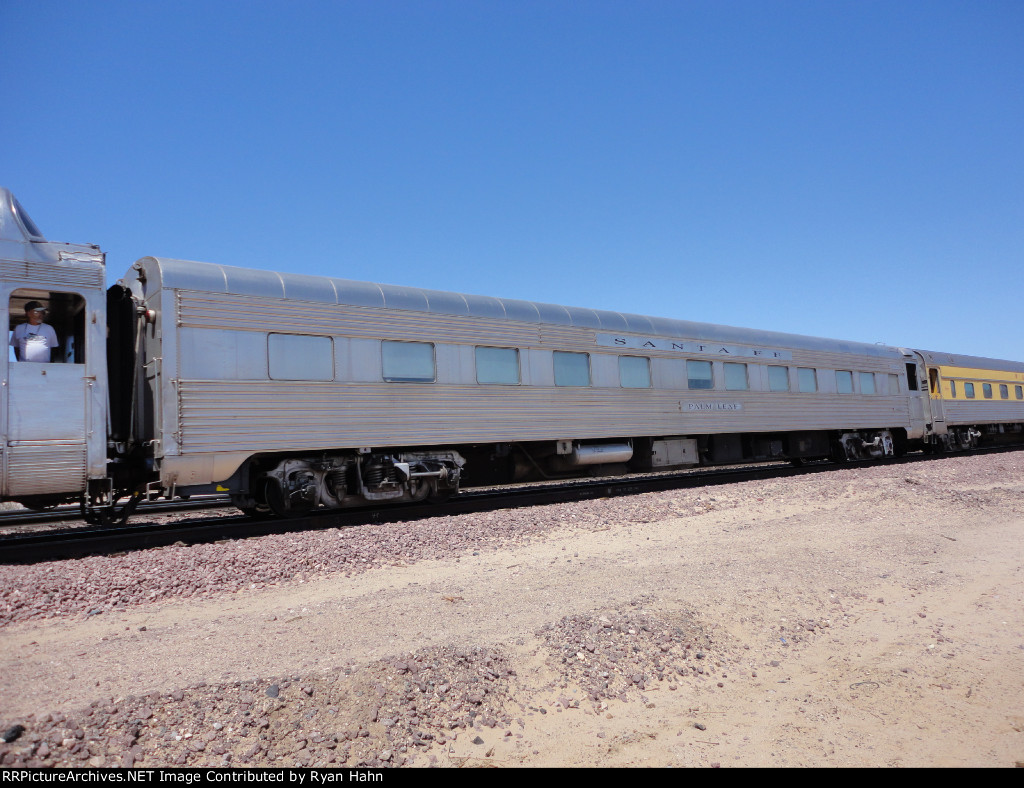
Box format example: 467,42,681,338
4,288,91,500
927,367,946,430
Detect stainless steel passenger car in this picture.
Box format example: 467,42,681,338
111,255,1022,518
2,187,1023,521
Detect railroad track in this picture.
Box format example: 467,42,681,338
0,495,232,529
2,444,1021,565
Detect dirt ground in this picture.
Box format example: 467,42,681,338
2,452,1023,768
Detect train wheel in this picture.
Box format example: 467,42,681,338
230,494,274,520
262,477,291,518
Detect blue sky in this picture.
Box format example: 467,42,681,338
3,0,1022,360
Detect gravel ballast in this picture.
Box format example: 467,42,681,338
2,451,1023,767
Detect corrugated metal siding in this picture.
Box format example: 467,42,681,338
176,292,905,371
5,444,86,496
151,257,910,360
942,401,1024,425
177,292,554,348
785,351,901,373
0,259,104,288
177,381,911,454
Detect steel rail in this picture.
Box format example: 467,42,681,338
0,495,232,528
1,444,1021,565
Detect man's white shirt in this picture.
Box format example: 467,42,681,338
10,323,58,362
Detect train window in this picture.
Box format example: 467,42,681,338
982,383,992,399
1017,386,1023,400
268,334,333,380
836,371,854,394
905,364,919,391
965,382,975,399
382,340,435,383
949,381,957,398
888,374,899,394
724,362,748,391
618,355,651,388
553,351,591,386
475,346,520,385
687,360,713,390
768,365,789,392
999,384,1008,399
8,289,86,364
798,368,817,393
859,372,876,395
12,196,44,239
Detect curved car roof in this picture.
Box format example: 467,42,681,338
125,257,1024,371
914,349,1024,375
130,256,919,360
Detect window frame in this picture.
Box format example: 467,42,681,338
267,333,335,381
965,382,975,399
474,345,521,385
768,365,790,392
836,370,854,394
798,367,817,393
8,287,87,365
618,355,652,389
686,359,714,390
906,363,919,391
381,340,436,383
983,383,993,399
553,351,591,387
723,362,748,391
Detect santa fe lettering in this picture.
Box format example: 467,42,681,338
596,334,791,361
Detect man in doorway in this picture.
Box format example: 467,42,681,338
10,301,58,362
